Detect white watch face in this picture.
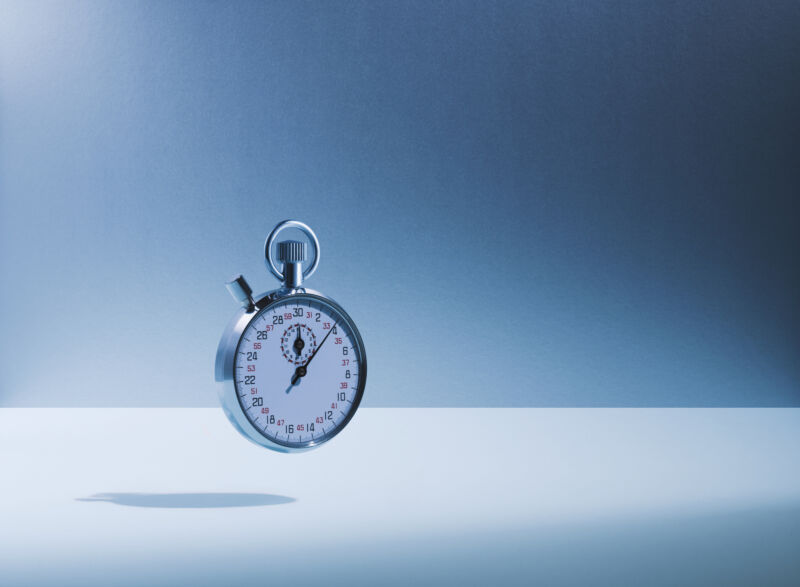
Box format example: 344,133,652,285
233,294,365,448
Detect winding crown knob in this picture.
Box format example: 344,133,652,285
277,240,306,263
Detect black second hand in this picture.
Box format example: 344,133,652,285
290,321,338,386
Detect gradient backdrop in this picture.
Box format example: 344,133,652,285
1,0,798,406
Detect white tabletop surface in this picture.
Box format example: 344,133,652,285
1,407,799,586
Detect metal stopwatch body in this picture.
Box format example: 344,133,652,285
215,220,367,453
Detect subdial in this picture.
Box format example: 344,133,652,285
280,323,317,365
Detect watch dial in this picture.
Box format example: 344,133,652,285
234,294,365,448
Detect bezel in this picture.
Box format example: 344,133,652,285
215,287,367,453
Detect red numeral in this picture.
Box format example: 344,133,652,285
251,388,257,395
323,322,331,330
331,402,337,409
335,337,342,344
261,407,269,414
253,342,261,350
277,419,284,426
284,313,292,320
340,382,348,389
341,359,349,366
265,325,273,332
297,424,305,432
316,416,323,424
306,312,312,318
247,364,255,372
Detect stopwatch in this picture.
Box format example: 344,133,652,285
215,220,367,453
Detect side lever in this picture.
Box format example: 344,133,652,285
225,275,255,311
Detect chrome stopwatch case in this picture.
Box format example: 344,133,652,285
215,220,367,453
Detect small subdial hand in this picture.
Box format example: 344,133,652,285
293,327,305,356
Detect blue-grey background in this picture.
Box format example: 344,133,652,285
0,0,798,406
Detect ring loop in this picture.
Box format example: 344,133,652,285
264,220,320,282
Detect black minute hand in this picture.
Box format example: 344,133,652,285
290,322,338,385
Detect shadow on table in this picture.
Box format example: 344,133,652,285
76,492,296,508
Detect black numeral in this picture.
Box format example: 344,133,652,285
286,424,294,433
326,410,333,420
268,415,275,424
315,312,320,322
253,397,263,407
345,369,350,379
256,330,268,340
293,307,303,317
342,346,348,355
273,315,283,325
338,392,346,401
244,376,255,385
246,351,258,361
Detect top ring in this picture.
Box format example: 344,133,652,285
264,220,320,282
